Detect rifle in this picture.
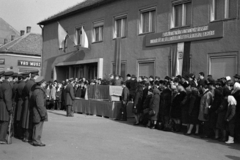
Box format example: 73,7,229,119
6,114,13,144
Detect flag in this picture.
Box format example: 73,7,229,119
73,29,78,46
81,26,89,48
58,22,68,49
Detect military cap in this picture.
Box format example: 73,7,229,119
4,71,14,77
13,72,19,78
30,70,39,76
0,71,5,76
35,76,45,84
234,74,240,79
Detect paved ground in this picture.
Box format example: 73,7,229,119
0,110,240,160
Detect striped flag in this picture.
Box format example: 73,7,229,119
58,22,68,50
81,26,89,48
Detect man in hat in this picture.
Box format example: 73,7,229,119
0,71,13,144
21,70,39,142
65,78,76,117
31,76,47,147
117,81,129,121
149,76,154,85
233,74,240,84
129,74,137,102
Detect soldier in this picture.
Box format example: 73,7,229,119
65,78,76,117
0,71,13,144
31,76,47,147
21,70,39,142
14,72,28,139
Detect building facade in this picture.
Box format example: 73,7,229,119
38,0,240,81
0,32,42,73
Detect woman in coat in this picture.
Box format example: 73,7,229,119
225,95,237,144
31,76,48,147
232,82,240,143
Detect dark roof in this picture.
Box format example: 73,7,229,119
38,0,116,25
0,17,20,45
0,33,42,56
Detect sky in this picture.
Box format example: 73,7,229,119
0,0,86,34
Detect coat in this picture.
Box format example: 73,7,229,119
0,80,13,121
188,88,200,124
32,86,48,123
171,91,186,119
133,88,143,113
15,80,26,121
65,83,75,106
198,89,213,121
21,79,35,129
149,88,160,121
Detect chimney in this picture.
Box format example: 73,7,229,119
11,35,15,41
20,30,25,36
4,39,8,44
26,26,31,33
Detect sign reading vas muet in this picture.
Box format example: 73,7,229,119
18,60,41,67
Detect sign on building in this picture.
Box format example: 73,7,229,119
18,60,41,67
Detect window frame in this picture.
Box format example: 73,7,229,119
139,7,156,35
92,21,104,43
75,26,82,46
113,15,127,39
210,0,237,22
171,0,192,29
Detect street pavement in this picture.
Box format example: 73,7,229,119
0,110,240,160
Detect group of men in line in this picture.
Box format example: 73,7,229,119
0,70,48,146
117,73,240,144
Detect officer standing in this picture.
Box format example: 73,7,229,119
21,70,39,142
14,73,28,139
0,71,13,144
31,76,47,147
65,78,75,117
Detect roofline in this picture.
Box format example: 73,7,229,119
0,52,41,57
38,0,115,25
0,17,20,35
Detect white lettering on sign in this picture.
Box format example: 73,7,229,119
18,60,41,67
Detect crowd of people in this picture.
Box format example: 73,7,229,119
117,73,240,145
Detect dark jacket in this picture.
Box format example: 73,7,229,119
65,83,75,106
32,86,48,123
159,88,172,116
0,80,13,121
121,87,129,103
15,80,26,121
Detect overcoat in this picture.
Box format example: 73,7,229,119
0,80,13,121
171,91,186,119
198,89,213,121
149,88,160,121
32,86,48,123
21,79,35,129
15,80,26,121
159,88,172,117
65,83,75,106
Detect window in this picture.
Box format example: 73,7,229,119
75,27,82,45
139,8,156,34
210,0,237,21
138,61,155,77
113,16,127,38
171,1,192,28
92,21,103,42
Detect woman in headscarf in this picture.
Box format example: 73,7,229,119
225,95,237,144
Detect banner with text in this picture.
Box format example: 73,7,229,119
18,60,41,67
145,22,223,46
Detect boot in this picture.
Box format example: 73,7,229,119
225,136,234,144
221,130,227,142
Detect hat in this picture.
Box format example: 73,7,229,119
182,81,190,88
126,74,131,77
35,76,45,84
207,77,215,85
69,77,74,82
4,71,14,77
149,76,154,79
234,74,240,79
30,70,39,76
226,76,231,81
131,74,136,78
0,71,5,77
155,76,160,79
13,72,18,78
188,73,195,79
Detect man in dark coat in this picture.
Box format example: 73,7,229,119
14,73,28,139
31,76,48,147
65,78,76,117
118,81,129,121
0,71,13,144
129,75,137,102
125,74,131,90
21,70,38,142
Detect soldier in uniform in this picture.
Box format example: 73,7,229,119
0,71,13,144
31,76,47,147
21,70,39,142
65,78,76,117
14,72,28,139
